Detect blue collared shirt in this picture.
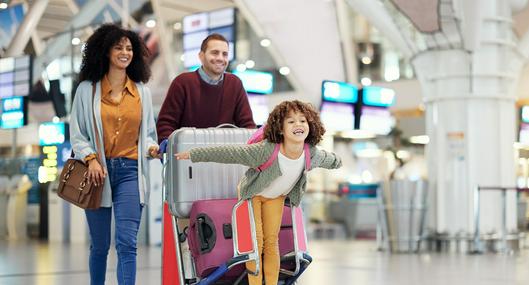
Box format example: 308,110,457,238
198,66,224,85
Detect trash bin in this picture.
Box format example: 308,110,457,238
328,199,358,238
379,179,428,252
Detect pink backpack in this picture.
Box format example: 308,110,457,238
247,125,311,172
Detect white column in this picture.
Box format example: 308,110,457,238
411,0,523,235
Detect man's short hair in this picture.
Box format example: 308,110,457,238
200,33,229,52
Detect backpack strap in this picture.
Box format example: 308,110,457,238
256,144,280,172
303,143,311,171
256,143,312,172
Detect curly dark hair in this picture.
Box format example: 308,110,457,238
264,100,326,145
79,24,151,83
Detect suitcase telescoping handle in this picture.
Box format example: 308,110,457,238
215,123,238,128
197,217,209,252
197,215,216,253
197,217,209,251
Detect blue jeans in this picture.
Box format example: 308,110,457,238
85,158,142,285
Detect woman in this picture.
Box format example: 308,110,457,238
69,24,159,285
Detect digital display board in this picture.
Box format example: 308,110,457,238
182,8,236,68
361,86,395,107
359,106,395,135
0,55,32,98
247,94,269,126
522,106,529,123
39,122,67,146
520,123,529,144
233,70,274,94
320,101,355,132
321,80,358,104
1,96,27,129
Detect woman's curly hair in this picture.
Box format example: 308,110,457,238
264,100,326,145
79,24,151,83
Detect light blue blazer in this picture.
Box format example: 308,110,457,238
69,80,158,207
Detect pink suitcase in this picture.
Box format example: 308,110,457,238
187,198,307,279
188,199,244,279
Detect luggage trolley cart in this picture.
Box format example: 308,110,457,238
161,126,312,284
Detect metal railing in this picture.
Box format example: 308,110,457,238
472,186,528,254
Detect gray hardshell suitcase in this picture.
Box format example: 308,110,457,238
166,127,255,218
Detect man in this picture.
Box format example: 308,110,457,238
157,33,255,284
157,33,256,142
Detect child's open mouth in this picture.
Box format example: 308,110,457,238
293,129,304,135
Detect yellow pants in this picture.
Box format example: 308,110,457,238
246,195,286,285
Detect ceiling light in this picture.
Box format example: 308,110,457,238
245,60,255,69
361,77,372,86
71,37,81,45
173,22,182,30
260,38,271,47
361,56,372,65
279,66,290,75
396,150,411,160
146,19,156,28
361,170,374,182
340,130,376,139
409,135,429,145
357,149,382,158
236,64,247,72
0,3,7,9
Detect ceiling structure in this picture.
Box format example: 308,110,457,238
3,0,529,124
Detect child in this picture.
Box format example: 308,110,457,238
175,100,342,285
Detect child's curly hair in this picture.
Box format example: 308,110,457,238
264,100,326,145
79,24,151,83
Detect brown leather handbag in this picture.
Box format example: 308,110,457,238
57,84,104,209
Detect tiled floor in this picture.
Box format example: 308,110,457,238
1,239,529,285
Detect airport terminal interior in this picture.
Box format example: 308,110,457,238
3,0,529,284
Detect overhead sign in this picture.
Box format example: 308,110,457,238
39,122,67,146
320,101,355,132
0,55,32,98
522,106,529,123
359,106,395,135
233,70,274,94
247,94,269,126
362,86,395,107
321,80,358,104
1,96,27,129
182,8,236,68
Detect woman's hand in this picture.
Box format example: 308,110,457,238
174,151,190,160
87,159,107,187
148,145,162,159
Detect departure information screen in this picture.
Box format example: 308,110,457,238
182,8,236,69
320,101,355,132
0,55,32,98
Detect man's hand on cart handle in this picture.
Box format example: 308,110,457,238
174,152,190,160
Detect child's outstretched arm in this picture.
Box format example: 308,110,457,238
175,143,265,168
311,148,342,170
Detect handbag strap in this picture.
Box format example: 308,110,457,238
91,83,103,163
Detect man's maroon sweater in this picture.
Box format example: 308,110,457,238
156,70,256,142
